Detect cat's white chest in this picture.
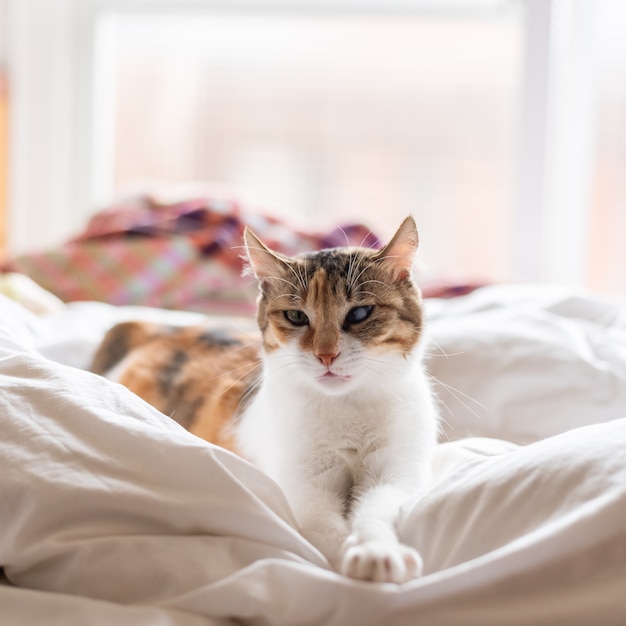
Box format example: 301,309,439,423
239,383,406,483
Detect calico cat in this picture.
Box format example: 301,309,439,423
92,216,438,584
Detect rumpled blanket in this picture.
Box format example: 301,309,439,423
1,287,626,625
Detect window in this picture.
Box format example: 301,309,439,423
99,6,522,283
5,0,626,294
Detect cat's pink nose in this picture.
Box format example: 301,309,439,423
316,352,339,368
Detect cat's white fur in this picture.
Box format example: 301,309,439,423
237,220,438,584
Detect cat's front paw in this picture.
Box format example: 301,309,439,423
340,540,423,584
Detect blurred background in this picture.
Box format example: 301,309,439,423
0,0,624,293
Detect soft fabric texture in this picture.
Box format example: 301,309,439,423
1,285,625,624
426,284,626,443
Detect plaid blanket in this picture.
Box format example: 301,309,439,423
3,194,381,315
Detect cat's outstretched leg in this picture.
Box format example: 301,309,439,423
287,484,351,571
341,483,422,584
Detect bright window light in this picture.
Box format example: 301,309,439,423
96,6,523,283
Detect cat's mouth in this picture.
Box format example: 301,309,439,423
317,371,352,385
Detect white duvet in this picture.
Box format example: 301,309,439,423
1,285,625,625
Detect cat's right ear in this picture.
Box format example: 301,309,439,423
373,216,419,282
243,227,290,286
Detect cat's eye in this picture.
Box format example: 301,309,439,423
284,309,309,326
345,305,374,325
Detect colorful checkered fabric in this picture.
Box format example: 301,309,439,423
3,194,381,315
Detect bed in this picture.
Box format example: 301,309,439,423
1,279,625,625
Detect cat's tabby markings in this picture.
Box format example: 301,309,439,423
92,321,260,450
93,216,438,584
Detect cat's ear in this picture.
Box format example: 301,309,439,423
374,216,419,282
243,227,291,283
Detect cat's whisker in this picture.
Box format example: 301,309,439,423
202,360,262,386
360,363,410,405
373,253,403,264
274,292,305,306
348,261,371,290
349,257,388,291
261,362,301,387
354,290,382,302
431,375,484,407
424,337,459,359
360,358,401,379
362,357,467,429
434,409,454,441
221,320,260,335
336,225,353,250
238,377,262,412
218,362,263,399
303,255,310,289
346,250,357,292
296,261,309,292
285,260,307,294
428,374,485,421
207,348,302,408
424,350,466,359
364,356,407,372
358,279,391,290
350,252,374,295
356,229,378,251
265,275,301,292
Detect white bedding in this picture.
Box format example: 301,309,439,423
1,285,626,625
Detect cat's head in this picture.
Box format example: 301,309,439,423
243,217,424,396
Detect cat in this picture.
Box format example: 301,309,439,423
92,216,438,584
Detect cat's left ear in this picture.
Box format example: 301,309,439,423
243,227,291,283
374,216,419,282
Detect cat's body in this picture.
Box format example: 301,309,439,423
93,216,438,584
92,321,260,451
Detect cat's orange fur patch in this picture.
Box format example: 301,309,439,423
92,322,261,454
